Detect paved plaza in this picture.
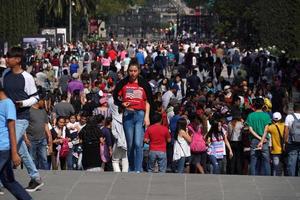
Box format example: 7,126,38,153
2,170,300,200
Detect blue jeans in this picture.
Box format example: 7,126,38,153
250,139,271,176
66,147,74,170
272,154,283,176
287,148,300,176
232,64,240,76
176,157,189,173
209,155,226,174
123,110,145,172
28,138,48,170
148,151,167,173
0,150,32,200
16,120,40,180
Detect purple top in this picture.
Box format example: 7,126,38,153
67,80,84,94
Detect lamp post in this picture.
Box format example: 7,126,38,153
69,0,75,42
69,0,72,42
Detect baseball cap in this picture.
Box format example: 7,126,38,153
272,112,282,121
72,73,79,79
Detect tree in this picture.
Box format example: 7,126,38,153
254,0,300,57
0,0,38,46
212,0,259,47
211,0,300,57
39,0,96,18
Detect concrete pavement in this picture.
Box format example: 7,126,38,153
2,170,300,200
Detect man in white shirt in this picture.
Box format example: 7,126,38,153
162,85,178,110
284,103,300,176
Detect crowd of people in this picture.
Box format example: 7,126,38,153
0,37,300,199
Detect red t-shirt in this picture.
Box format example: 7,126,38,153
144,124,171,152
108,49,118,61
119,82,147,111
161,111,168,128
51,58,60,66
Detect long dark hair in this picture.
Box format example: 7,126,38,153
206,120,223,141
174,118,187,141
128,58,140,70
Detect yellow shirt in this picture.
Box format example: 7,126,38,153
267,122,284,154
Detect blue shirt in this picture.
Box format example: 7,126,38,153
136,52,145,66
0,98,17,150
70,63,79,74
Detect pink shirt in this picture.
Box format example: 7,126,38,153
101,57,111,67
120,50,127,61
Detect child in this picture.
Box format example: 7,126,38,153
173,118,192,173
66,114,80,140
206,120,233,174
66,114,80,169
0,85,32,199
144,113,171,173
100,117,113,171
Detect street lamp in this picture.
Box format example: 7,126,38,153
69,0,75,42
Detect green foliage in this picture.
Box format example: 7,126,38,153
39,0,96,18
0,0,38,46
212,0,300,57
255,0,300,58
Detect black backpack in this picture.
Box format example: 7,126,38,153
84,53,90,61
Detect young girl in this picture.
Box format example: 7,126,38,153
112,59,153,173
99,117,113,171
206,120,233,174
66,114,80,169
173,118,192,173
66,114,80,137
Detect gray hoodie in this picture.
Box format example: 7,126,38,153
108,96,127,150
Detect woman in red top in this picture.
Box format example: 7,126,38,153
113,59,153,172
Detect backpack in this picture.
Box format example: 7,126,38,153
290,113,300,143
84,53,90,61
188,125,206,153
59,138,70,158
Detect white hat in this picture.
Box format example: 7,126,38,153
272,112,282,121
98,90,104,97
224,85,231,90
72,73,79,79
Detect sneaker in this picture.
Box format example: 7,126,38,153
25,179,44,192
0,188,4,195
